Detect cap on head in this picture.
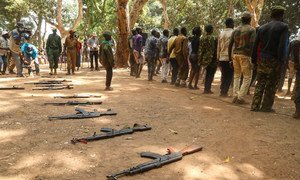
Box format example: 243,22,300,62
271,5,286,13
2,31,8,36
271,5,286,19
103,31,112,36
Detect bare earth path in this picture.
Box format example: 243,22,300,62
0,64,299,180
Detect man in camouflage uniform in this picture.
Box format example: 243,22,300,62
292,35,300,118
46,27,62,75
251,6,289,112
169,27,189,87
228,12,256,104
64,30,78,75
199,24,218,94
144,29,159,81
100,31,114,91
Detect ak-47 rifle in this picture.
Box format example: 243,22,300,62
32,85,73,90
35,84,74,87
25,80,72,85
54,94,101,99
48,107,117,120
71,124,151,144
107,145,203,180
44,100,102,106
0,86,25,90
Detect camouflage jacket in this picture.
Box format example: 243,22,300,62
198,34,218,67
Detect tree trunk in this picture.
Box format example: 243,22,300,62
228,0,234,18
129,0,149,29
116,0,130,68
45,0,83,39
42,19,47,49
160,0,169,29
244,0,265,27
36,15,43,49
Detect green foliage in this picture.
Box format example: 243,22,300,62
260,0,300,35
76,0,117,38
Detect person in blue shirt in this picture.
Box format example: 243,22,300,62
21,42,40,76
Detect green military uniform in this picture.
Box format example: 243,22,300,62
100,32,114,89
199,34,218,93
198,34,217,67
46,31,62,70
251,6,289,112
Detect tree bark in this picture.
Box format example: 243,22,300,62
244,0,265,27
160,0,169,29
42,19,47,48
129,0,149,29
45,0,83,38
116,0,130,68
228,0,234,18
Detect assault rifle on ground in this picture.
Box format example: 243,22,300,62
35,84,74,87
0,86,25,90
48,107,117,120
107,145,203,180
71,124,151,144
54,94,102,99
25,79,72,85
32,85,73,90
44,100,102,106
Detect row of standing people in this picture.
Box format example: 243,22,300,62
128,6,300,118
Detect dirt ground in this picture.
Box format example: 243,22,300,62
0,63,299,180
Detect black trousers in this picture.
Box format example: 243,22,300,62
204,65,217,92
219,61,233,95
170,58,178,83
106,66,113,87
90,51,99,68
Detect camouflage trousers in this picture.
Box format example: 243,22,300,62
251,58,282,111
294,70,300,108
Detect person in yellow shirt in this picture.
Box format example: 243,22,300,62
167,28,179,85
